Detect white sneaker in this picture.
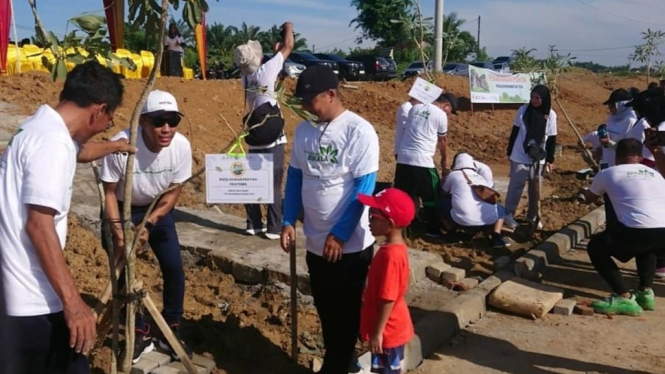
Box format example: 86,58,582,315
264,233,280,240
504,214,519,228
245,228,267,235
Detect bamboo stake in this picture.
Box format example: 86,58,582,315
554,98,599,169
119,0,169,371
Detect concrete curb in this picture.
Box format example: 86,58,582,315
361,205,606,372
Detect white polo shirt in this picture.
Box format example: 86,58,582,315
289,110,379,255
589,163,665,228
0,105,77,316
101,127,192,206
397,103,448,168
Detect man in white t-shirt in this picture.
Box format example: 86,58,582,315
0,61,125,373
393,97,420,158
579,139,665,316
505,85,558,229
394,92,456,236
280,65,379,374
101,90,193,363
441,153,508,248
234,22,294,240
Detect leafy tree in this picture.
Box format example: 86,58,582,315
510,47,539,73
235,22,262,43
350,0,413,46
631,28,665,84
542,45,575,97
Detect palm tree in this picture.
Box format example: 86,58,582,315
258,25,308,52
235,22,261,44
206,22,238,61
510,47,539,73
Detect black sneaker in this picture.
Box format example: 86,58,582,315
491,233,509,249
158,324,193,361
132,328,155,364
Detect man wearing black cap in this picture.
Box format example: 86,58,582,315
394,92,456,237
280,65,379,374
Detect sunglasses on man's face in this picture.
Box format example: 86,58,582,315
149,115,181,128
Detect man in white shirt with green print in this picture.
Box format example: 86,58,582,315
280,65,379,374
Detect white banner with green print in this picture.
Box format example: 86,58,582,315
468,65,546,104
205,154,274,204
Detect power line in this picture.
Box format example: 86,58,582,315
315,36,358,51
571,0,665,26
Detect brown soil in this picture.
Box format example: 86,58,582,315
0,69,643,372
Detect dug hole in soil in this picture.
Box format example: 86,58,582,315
0,69,643,372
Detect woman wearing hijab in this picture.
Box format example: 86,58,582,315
504,85,558,229
164,23,185,54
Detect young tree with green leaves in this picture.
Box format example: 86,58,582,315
631,28,665,84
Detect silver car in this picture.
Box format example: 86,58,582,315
263,53,306,78
443,62,468,77
401,61,433,80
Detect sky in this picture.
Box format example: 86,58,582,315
8,0,665,66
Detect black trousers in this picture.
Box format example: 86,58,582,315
6,312,90,374
587,223,665,295
306,245,373,374
244,143,285,235
393,163,440,230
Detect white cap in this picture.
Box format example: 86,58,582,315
141,90,183,116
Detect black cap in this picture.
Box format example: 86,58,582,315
436,92,458,114
603,88,632,105
294,65,339,104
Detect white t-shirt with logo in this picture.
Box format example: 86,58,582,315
589,163,665,228
474,161,494,188
242,52,287,149
510,105,557,165
0,105,77,316
101,128,192,206
442,169,499,227
290,110,379,256
394,101,413,156
164,35,185,53
397,103,448,168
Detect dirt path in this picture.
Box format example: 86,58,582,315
412,240,665,374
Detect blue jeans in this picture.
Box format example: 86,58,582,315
114,203,185,331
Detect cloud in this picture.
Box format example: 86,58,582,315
247,0,350,12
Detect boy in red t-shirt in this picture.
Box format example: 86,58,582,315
358,188,416,374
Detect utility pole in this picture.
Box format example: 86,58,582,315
433,0,444,72
477,16,481,53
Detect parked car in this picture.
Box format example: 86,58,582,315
443,62,468,77
348,55,397,81
469,61,495,70
493,56,513,65
493,62,511,74
262,53,306,79
313,53,365,81
289,52,339,74
401,61,433,80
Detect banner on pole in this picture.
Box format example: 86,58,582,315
468,65,546,104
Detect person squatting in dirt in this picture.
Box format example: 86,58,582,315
234,21,294,241
579,138,665,316
504,84,558,229
100,90,193,364
280,64,380,374
358,188,416,374
393,92,457,237
440,152,509,249
0,61,131,374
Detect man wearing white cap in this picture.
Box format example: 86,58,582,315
234,22,294,240
100,90,193,363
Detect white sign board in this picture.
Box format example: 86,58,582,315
468,65,546,104
205,154,274,204
408,77,443,104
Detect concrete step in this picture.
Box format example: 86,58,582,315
131,349,215,374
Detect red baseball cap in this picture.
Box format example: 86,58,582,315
358,188,416,227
